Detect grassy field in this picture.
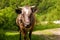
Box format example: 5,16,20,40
0,24,60,40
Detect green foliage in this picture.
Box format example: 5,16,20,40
0,7,18,30
0,0,60,30
37,0,60,21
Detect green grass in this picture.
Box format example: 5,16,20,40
1,31,51,40
5,31,19,36
34,23,60,31
0,24,60,40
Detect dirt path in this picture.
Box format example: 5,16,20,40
32,28,60,40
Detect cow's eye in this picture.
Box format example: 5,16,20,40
15,8,22,14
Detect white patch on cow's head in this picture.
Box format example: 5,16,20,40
24,8,29,14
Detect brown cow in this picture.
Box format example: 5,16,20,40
15,5,37,40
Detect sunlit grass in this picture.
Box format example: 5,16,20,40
5,31,19,36
5,29,53,36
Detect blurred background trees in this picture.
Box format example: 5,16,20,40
0,0,60,30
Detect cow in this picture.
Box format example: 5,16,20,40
15,5,37,40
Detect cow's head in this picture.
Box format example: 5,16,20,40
15,5,36,27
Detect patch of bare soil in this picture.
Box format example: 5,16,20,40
32,28,60,40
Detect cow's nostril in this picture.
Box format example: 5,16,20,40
24,23,30,26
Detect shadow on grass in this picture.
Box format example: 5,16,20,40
0,33,6,40
5,35,19,40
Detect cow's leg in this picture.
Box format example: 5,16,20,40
19,31,21,40
22,29,27,40
29,30,32,40
29,28,33,40
24,34,27,40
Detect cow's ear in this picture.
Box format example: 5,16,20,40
15,8,22,14
31,6,37,13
